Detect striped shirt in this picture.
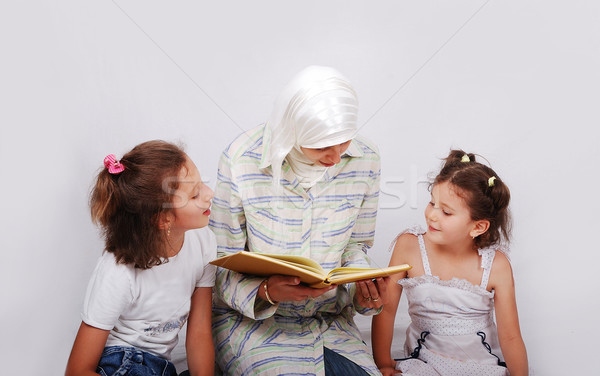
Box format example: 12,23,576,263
210,124,381,375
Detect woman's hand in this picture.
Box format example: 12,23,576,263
354,277,388,309
258,275,335,303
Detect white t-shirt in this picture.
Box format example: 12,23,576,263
81,227,217,359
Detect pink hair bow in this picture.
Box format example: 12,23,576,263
104,154,125,174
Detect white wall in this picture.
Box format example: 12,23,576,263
1,1,598,374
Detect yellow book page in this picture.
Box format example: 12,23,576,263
326,267,377,276
325,264,412,285
210,252,328,286
255,253,325,275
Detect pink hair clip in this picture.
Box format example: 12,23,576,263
104,154,125,174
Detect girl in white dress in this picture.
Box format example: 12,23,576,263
372,149,528,376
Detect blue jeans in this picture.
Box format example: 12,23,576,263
323,347,369,376
96,346,177,376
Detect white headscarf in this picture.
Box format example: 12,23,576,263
263,66,359,188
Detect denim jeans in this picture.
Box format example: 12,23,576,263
96,346,177,376
323,347,369,376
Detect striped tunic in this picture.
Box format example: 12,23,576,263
210,125,381,376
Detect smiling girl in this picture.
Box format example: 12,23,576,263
372,149,528,376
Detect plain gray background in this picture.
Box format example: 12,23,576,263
1,1,598,375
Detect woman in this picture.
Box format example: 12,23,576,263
210,66,385,375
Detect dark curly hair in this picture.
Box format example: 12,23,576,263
90,140,187,269
432,149,511,249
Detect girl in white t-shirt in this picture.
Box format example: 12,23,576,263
66,140,217,376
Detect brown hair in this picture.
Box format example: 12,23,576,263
90,140,187,269
433,149,511,249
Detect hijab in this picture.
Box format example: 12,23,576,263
262,66,359,188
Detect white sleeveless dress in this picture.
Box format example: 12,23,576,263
393,226,509,376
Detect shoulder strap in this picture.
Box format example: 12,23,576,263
387,225,425,252
416,233,432,276
478,248,496,289
388,225,431,275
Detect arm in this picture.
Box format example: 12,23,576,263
343,152,381,314
65,322,109,376
210,151,268,318
66,254,133,375
341,152,380,268
257,275,336,304
371,238,409,376
490,252,529,376
372,281,403,376
186,287,214,376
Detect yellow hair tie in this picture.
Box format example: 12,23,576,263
461,154,470,163
488,176,496,187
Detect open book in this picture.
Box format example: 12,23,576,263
210,251,411,288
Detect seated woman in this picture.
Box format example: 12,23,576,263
209,65,387,375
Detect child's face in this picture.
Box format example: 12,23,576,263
170,157,214,231
424,182,478,246
300,140,352,167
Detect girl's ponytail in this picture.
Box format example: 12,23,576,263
90,168,122,228
446,150,476,164
486,174,511,247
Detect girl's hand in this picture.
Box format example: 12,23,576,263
186,287,215,376
259,275,335,303
379,366,400,376
355,277,388,309
65,322,110,376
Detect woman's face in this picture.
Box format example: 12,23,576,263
300,140,352,167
